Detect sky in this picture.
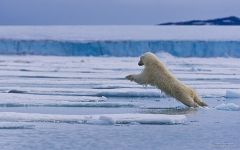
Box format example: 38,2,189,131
0,0,239,25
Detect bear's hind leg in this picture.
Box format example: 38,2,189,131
193,96,208,107
178,96,198,108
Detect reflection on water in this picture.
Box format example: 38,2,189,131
139,106,198,115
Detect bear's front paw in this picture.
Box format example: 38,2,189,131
126,75,134,81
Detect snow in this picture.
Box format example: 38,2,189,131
215,103,240,111
0,26,240,41
0,26,240,57
225,90,240,98
0,112,186,125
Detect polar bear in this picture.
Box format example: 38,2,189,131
126,52,207,107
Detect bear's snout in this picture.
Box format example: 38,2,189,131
138,60,144,66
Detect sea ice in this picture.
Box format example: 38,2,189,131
0,112,186,125
215,103,240,111
99,113,186,125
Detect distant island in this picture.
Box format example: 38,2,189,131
159,16,240,25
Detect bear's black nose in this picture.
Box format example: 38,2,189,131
138,61,143,66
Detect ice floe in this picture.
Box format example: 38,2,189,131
99,113,186,125
215,103,240,111
0,112,186,125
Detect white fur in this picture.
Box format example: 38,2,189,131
126,52,207,107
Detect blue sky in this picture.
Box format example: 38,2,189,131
0,0,239,25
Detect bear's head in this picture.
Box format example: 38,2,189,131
138,52,159,66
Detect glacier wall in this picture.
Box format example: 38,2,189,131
0,39,240,57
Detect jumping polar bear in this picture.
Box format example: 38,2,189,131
126,52,207,107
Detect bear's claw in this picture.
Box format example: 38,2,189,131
126,75,134,81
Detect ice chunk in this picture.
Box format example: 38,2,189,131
215,103,240,111
225,90,240,98
0,112,186,125
99,114,186,125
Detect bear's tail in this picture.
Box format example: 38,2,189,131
194,96,208,107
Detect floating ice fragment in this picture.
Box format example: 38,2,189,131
99,114,186,125
215,103,240,111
